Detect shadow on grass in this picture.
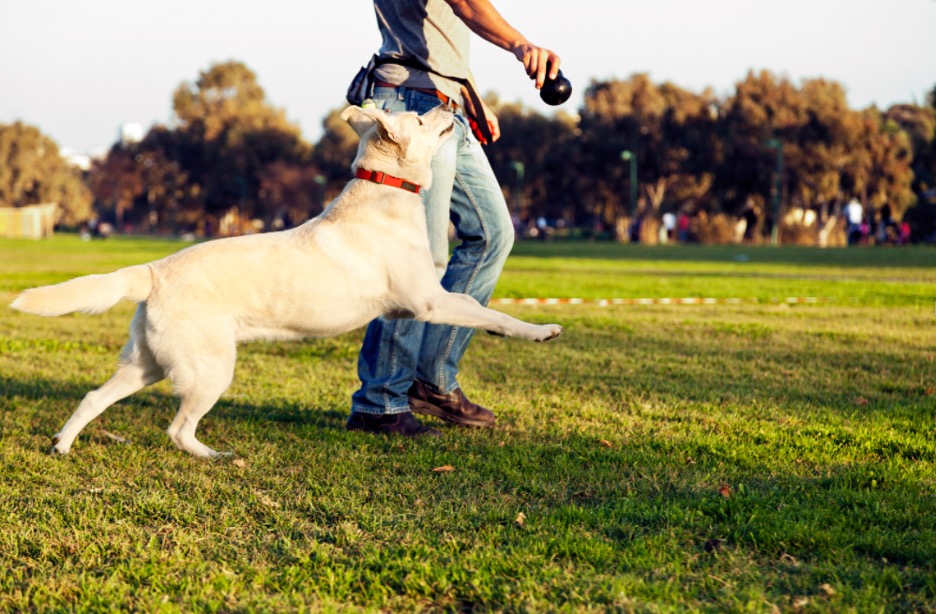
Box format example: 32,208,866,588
3,377,934,607
0,374,349,438
558,325,936,425
509,241,936,269
446,428,936,572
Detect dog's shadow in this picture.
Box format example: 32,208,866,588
0,374,349,440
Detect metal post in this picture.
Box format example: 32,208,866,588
314,175,327,212
620,150,637,217
510,161,525,213
765,139,783,246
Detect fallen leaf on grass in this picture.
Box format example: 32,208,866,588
515,512,526,527
599,439,613,448
432,465,455,473
793,597,809,609
232,458,246,469
256,493,280,508
719,484,731,499
820,583,835,596
780,553,800,567
856,396,869,406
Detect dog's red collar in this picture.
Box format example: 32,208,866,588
355,168,421,194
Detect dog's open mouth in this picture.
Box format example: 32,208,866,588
440,123,455,137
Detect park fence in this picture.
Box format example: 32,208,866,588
0,203,57,239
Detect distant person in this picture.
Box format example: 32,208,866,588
880,203,893,226
628,217,642,244
878,203,897,244
662,212,676,243
742,203,758,242
861,215,872,244
536,216,550,241
344,0,564,437
899,220,911,245
677,211,691,243
845,198,863,245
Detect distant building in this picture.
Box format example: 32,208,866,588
61,149,92,171
0,203,57,239
119,122,145,146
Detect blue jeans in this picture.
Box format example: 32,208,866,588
350,87,514,415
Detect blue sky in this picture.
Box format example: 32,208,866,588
1,0,933,154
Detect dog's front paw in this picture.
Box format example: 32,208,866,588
50,434,70,455
535,324,564,342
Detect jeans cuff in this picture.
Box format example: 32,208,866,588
350,403,412,416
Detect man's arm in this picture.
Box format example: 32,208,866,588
445,0,561,88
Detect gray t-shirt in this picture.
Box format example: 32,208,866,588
372,0,470,104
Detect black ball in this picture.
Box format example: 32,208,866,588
540,69,572,106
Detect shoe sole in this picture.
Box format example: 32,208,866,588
346,414,441,437
409,398,495,428
346,423,441,437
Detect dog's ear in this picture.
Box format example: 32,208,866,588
340,106,400,142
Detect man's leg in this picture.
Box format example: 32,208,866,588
349,88,458,435
410,114,514,425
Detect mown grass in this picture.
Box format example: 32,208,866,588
1,235,934,612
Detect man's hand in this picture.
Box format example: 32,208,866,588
461,88,501,143
512,43,561,89
446,0,561,89
483,102,501,142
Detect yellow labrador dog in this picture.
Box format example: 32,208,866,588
11,105,562,458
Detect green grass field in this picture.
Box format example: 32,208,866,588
1,236,934,612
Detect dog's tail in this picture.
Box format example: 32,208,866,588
10,265,152,317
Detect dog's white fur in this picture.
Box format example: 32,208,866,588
10,105,563,458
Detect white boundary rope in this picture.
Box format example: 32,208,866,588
490,297,828,306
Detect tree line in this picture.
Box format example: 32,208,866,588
2,61,935,243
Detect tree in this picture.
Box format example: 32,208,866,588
87,146,143,228
484,96,579,225
886,101,936,238
311,106,362,202
0,121,92,225
88,61,319,233
717,70,805,224
716,72,917,236
886,103,936,197
258,161,326,226
170,61,313,221
783,79,861,212
87,127,192,232
577,75,720,238
860,109,914,218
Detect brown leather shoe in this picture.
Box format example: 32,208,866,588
408,380,495,428
346,411,441,437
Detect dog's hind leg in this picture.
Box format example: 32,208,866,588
164,340,236,459
52,335,165,455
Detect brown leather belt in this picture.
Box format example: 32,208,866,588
374,79,459,110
